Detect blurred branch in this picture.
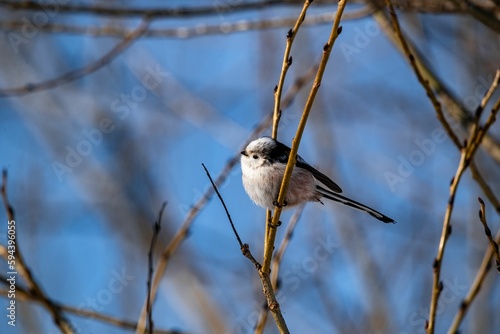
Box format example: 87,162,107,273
1,170,74,333
0,17,151,97
263,0,347,275
254,205,305,334
1,0,497,18
0,280,177,334
135,59,318,334
470,161,500,214
373,10,500,165
0,0,316,18
0,8,373,38
384,0,461,148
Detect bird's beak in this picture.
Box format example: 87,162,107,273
241,151,248,156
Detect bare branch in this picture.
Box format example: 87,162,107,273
373,10,500,165
272,0,313,139
477,198,500,272
383,0,461,148
262,0,348,275
0,8,373,38
0,17,151,97
448,228,500,333
254,205,305,334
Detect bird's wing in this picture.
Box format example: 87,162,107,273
270,139,343,193
296,160,343,193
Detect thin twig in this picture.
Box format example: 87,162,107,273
202,164,293,333
447,230,500,334
477,198,500,272
201,164,242,248
272,0,313,139
0,17,151,97
1,170,74,333
427,92,500,333
262,0,348,275
146,202,167,334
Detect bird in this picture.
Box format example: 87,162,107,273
240,136,395,223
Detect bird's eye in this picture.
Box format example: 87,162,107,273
252,155,258,159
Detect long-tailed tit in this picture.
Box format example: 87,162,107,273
240,137,395,223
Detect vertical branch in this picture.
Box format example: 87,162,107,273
254,205,304,334
146,202,167,334
383,1,500,331
448,229,500,333
265,0,313,288
271,0,313,139
428,93,500,334
262,0,348,275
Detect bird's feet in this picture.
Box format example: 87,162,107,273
267,220,282,228
273,199,287,208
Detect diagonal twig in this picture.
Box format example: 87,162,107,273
0,17,151,97
477,198,500,272
448,196,500,333
374,8,500,165
383,0,461,148
202,164,294,333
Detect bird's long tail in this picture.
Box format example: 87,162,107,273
316,185,395,224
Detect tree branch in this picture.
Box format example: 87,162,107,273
262,0,348,276
0,17,151,97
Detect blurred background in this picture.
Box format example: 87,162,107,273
0,0,499,333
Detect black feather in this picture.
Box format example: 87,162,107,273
264,137,342,193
